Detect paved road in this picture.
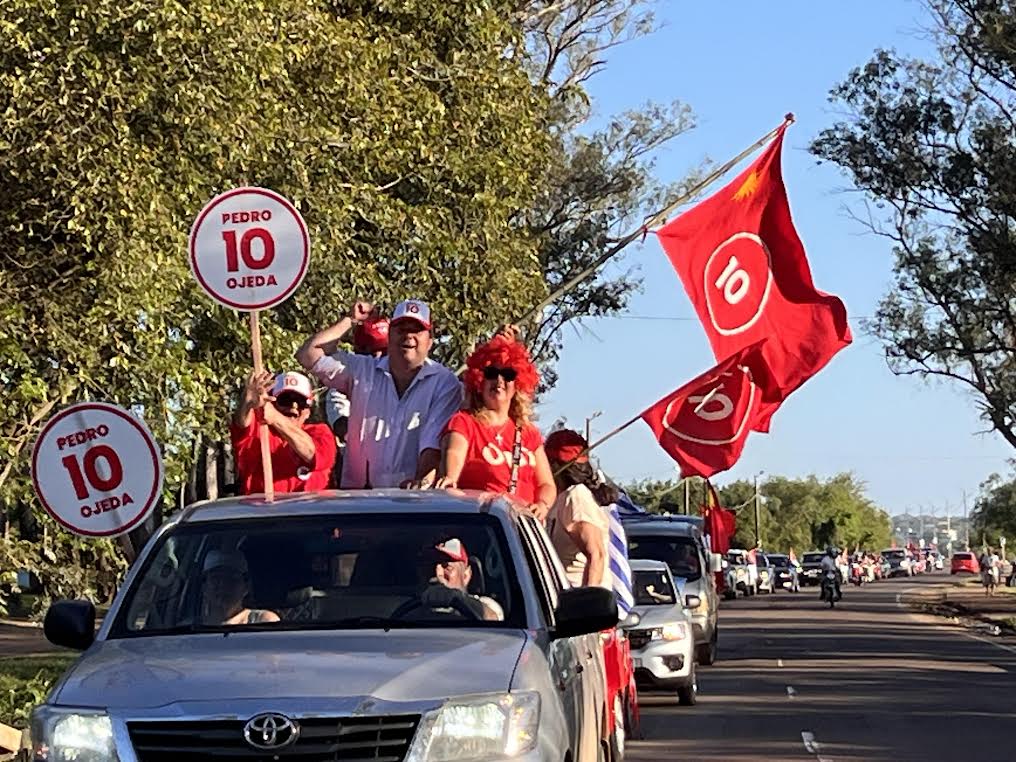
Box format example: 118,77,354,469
627,573,1016,762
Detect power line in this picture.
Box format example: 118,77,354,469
606,314,875,323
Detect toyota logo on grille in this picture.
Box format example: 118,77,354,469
243,713,300,750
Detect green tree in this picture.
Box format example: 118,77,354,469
811,0,1016,449
971,473,1016,547
1,0,553,603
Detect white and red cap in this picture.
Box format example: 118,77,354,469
392,299,432,331
271,371,314,401
435,538,468,563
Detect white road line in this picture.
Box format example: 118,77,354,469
801,730,833,762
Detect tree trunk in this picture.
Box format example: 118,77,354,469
205,440,219,501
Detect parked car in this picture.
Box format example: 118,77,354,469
951,551,980,575
624,560,698,706
883,548,913,577
765,554,800,592
29,491,620,762
800,551,826,586
624,515,722,666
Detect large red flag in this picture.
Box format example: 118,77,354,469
640,342,769,478
656,125,851,430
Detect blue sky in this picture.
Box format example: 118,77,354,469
536,0,1013,517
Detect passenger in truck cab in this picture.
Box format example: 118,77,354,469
230,370,336,495
434,332,556,520
199,551,280,626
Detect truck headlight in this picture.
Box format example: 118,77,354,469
29,707,119,762
406,692,540,761
659,622,688,641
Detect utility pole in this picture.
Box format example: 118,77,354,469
754,471,764,548
584,411,602,446
962,491,970,550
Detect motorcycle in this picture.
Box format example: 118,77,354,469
820,570,840,608
850,562,865,587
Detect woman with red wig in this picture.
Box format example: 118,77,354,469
435,335,556,519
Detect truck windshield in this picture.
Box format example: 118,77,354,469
111,513,525,636
633,570,676,605
627,536,702,582
803,553,824,564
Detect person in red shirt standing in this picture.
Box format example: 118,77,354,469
230,371,336,495
434,334,555,519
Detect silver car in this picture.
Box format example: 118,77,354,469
623,516,721,666
27,491,619,762
624,560,698,706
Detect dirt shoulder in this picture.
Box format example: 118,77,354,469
903,576,1016,635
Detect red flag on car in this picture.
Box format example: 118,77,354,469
656,124,851,430
702,481,735,555
640,341,770,478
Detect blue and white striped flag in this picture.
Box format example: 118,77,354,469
607,503,635,615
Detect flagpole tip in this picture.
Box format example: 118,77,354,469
784,112,796,124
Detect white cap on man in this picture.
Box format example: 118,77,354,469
391,299,432,331
271,371,314,401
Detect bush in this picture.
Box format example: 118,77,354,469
0,656,75,729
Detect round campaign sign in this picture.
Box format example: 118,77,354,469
189,187,310,311
703,232,773,336
31,403,164,538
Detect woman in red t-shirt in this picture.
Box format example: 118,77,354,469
435,334,556,519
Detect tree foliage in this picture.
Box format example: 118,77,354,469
623,473,892,553
971,472,1016,547
1,0,553,599
811,0,1016,448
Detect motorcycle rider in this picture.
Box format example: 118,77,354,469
820,546,842,601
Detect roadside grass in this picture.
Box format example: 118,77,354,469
0,655,75,729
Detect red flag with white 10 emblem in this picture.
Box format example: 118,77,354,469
640,342,771,479
656,125,851,431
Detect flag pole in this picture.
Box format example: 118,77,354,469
514,113,795,334
552,412,642,476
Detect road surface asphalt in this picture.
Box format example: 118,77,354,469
627,572,1016,762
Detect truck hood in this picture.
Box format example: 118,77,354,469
52,629,527,711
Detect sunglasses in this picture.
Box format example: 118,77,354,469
275,393,310,410
483,366,517,382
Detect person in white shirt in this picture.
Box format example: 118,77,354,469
298,299,462,488
543,429,612,591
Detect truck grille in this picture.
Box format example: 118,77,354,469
628,629,653,651
127,715,420,762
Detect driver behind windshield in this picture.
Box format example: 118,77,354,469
200,551,280,626
422,539,504,622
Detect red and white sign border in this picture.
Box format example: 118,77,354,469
188,186,310,312
31,402,164,538
703,232,774,337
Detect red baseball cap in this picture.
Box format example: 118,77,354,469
545,429,589,464
434,538,468,563
353,316,390,354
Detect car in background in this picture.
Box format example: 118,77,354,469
723,549,757,598
883,548,913,577
625,560,698,706
800,551,826,586
951,551,980,575
30,491,620,762
624,515,721,666
766,554,800,592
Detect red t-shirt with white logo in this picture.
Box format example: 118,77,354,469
229,420,336,495
444,411,543,503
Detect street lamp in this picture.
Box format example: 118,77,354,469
754,470,765,548
585,410,603,444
